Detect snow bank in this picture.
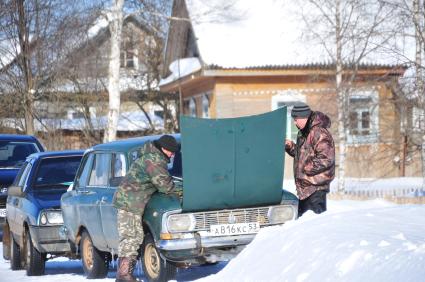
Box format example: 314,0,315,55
196,200,425,282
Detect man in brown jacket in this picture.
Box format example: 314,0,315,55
285,102,335,217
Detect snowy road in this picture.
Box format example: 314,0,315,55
0,200,424,282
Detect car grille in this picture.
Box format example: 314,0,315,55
192,207,270,231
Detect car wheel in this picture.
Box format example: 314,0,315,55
9,231,22,270
80,230,109,278
25,230,45,276
2,223,10,260
142,233,176,282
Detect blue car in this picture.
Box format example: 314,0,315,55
0,134,44,225
3,150,83,276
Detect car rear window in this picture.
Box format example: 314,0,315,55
34,156,82,189
0,141,39,168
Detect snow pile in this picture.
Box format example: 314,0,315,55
196,200,425,282
0,111,164,133
0,200,424,281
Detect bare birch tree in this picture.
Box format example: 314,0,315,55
0,0,101,138
104,0,124,142
296,0,402,192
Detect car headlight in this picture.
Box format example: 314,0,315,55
39,210,63,225
268,206,295,224
167,213,196,232
0,187,7,194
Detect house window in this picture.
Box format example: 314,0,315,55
272,90,306,141
189,98,196,117
120,49,136,69
67,107,96,119
277,102,301,141
202,94,210,118
347,90,379,143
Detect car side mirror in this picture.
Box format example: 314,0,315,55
7,185,23,197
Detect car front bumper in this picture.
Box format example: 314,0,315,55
158,233,255,251
157,233,256,263
28,225,71,254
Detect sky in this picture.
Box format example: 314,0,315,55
1,199,424,282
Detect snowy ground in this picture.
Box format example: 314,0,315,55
1,199,424,282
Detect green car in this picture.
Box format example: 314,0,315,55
60,108,298,282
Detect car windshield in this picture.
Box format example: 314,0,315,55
34,156,82,189
0,141,39,168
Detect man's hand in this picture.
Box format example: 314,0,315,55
285,139,293,146
172,180,183,197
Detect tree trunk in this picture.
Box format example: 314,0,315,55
413,0,425,190
104,0,124,142
17,0,35,135
335,0,345,193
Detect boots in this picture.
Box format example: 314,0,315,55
116,256,138,282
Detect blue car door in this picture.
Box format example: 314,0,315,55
7,160,33,236
99,152,126,251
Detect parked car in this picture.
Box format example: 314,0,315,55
61,108,299,282
3,150,84,276
0,135,44,226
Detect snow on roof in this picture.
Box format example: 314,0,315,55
159,57,202,86
183,0,414,68
1,111,163,132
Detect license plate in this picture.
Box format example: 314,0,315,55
209,222,260,236
0,209,6,218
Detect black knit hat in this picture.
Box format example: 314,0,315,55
157,135,180,153
291,102,311,119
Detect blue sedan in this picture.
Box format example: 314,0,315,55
3,150,83,276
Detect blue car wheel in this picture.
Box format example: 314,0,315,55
9,231,22,270
25,230,45,276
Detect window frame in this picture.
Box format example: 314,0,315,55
109,153,127,187
87,153,111,188
75,153,94,190
272,91,306,142
14,161,32,189
347,89,379,144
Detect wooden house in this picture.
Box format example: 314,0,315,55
159,0,419,180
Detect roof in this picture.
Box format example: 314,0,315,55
0,134,39,142
28,150,85,160
160,0,410,86
1,111,164,133
181,0,414,68
205,63,408,72
92,134,180,152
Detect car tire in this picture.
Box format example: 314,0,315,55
25,230,45,276
80,230,109,279
2,223,10,260
142,233,176,282
10,231,22,270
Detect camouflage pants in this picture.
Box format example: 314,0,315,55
117,209,144,257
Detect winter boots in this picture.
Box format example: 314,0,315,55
116,256,139,282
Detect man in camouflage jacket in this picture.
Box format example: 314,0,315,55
285,102,335,217
113,135,180,282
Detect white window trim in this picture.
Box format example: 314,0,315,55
272,90,306,141
347,89,379,144
202,94,210,118
189,98,196,117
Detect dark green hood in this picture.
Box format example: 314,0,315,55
180,108,287,212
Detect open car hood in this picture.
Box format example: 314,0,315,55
180,108,287,212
